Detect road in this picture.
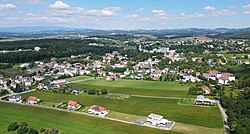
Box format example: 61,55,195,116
217,101,231,134
0,89,36,99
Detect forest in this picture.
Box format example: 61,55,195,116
0,39,118,63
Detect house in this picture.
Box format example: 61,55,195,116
0,86,6,92
222,73,235,81
194,95,215,105
71,88,83,95
88,105,109,117
10,82,17,89
210,70,221,78
67,100,81,110
203,73,216,80
37,83,44,89
8,95,23,103
24,80,32,86
146,113,170,127
184,68,194,74
0,74,3,79
27,96,40,104
201,87,211,94
218,77,229,85
0,78,9,85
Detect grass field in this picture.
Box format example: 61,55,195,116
0,102,178,134
69,78,191,97
223,53,250,62
66,76,93,82
21,91,223,129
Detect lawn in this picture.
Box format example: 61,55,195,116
66,76,93,82
69,78,191,97
223,53,250,62
21,91,223,129
0,102,177,134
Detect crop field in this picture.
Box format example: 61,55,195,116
21,91,223,129
0,102,177,134
69,78,191,97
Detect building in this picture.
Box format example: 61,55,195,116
194,95,215,105
27,96,40,104
146,113,170,127
201,87,211,94
88,105,109,117
67,100,81,110
8,95,23,103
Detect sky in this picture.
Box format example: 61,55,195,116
0,0,250,29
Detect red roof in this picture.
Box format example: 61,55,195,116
223,73,234,76
90,105,106,112
204,73,214,77
0,86,6,91
202,87,211,93
38,83,43,86
28,96,38,101
67,100,80,107
210,70,221,74
2,78,9,81
219,77,229,81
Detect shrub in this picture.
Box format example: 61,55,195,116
100,89,108,95
17,126,29,134
40,128,46,133
28,128,38,134
7,122,19,131
20,122,28,127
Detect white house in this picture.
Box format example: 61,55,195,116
194,95,215,105
67,100,81,110
88,105,109,117
27,96,40,104
8,95,23,103
146,113,170,127
218,77,229,85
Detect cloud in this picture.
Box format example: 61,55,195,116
152,10,167,20
49,1,70,10
135,8,145,12
48,1,121,17
210,9,237,16
242,4,250,14
204,6,215,11
0,4,16,9
20,0,42,4
179,12,204,19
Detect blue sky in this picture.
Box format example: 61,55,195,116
0,0,250,29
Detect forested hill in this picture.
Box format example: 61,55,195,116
0,39,118,63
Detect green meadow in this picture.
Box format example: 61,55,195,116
0,102,177,134
69,78,191,97
21,91,223,129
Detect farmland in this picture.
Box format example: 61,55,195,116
21,91,223,129
69,78,191,97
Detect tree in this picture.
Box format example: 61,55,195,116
7,122,19,131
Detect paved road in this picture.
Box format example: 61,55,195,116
0,89,36,99
68,78,95,84
217,101,231,134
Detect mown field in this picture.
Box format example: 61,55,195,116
223,53,250,62
21,91,223,129
69,78,191,97
0,102,178,134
